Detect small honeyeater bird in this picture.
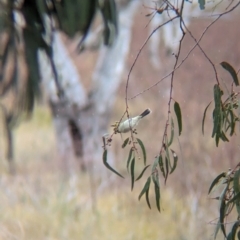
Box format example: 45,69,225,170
116,109,151,133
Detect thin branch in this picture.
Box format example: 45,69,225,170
129,0,240,100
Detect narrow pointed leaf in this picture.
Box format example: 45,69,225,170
174,101,182,136
137,138,146,165
158,155,165,178
168,118,174,146
220,61,239,86
202,101,212,134
138,177,151,201
152,156,159,172
103,150,124,178
233,169,240,194
165,157,169,184
212,84,223,140
170,149,178,174
152,170,160,212
219,184,229,238
208,172,226,194
214,220,221,239
145,186,151,209
122,137,129,148
130,157,135,191
135,165,150,181
127,148,133,172
231,221,240,239
154,176,161,212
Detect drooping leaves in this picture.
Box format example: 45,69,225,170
208,172,226,194
137,138,147,166
130,157,135,191
169,149,178,174
122,137,129,148
127,148,133,172
135,165,150,181
174,101,182,136
202,101,212,135
138,177,151,209
168,118,174,147
103,149,124,178
158,155,165,178
152,172,160,212
220,62,239,86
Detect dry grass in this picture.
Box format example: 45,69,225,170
0,105,227,240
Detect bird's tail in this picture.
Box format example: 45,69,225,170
139,109,151,118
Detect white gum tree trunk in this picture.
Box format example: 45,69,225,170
39,0,139,175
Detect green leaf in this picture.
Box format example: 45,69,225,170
219,184,229,238
212,85,224,146
165,157,169,184
158,155,165,178
126,148,133,172
202,101,212,135
174,101,182,136
103,150,124,178
226,231,232,240
130,158,135,191
170,149,178,174
220,62,239,86
208,172,226,194
198,0,205,10
137,138,147,166
153,173,161,212
122,137,129,148
98,0,118,46
214,220,221,239
135,165,150,181
145,185,151,209
152,157,159,173
138,177,151,200
231,221,240,240
234,169,240,194
168,118,174,146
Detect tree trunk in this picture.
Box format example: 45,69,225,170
39,0,139,176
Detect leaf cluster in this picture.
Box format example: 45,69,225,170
202,62,240,146
209,166,240,239
102,100,182,211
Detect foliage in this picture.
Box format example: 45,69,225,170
101,0,240,239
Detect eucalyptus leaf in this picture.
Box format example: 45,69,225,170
220,61,239,86
135,165,150,181
170,149,178,174
137,138,147,166
168,118,174,146
174,101,182,136
153,173,161,212
130,158,135,191
138,177,151,201
127,148,133,172
122,137,129,148
208,172,226,194
202,101,212,135
158,155,165,178
103,150,124,178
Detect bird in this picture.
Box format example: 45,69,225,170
115,109,151,133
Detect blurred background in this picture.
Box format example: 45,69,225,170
0,0,240,239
